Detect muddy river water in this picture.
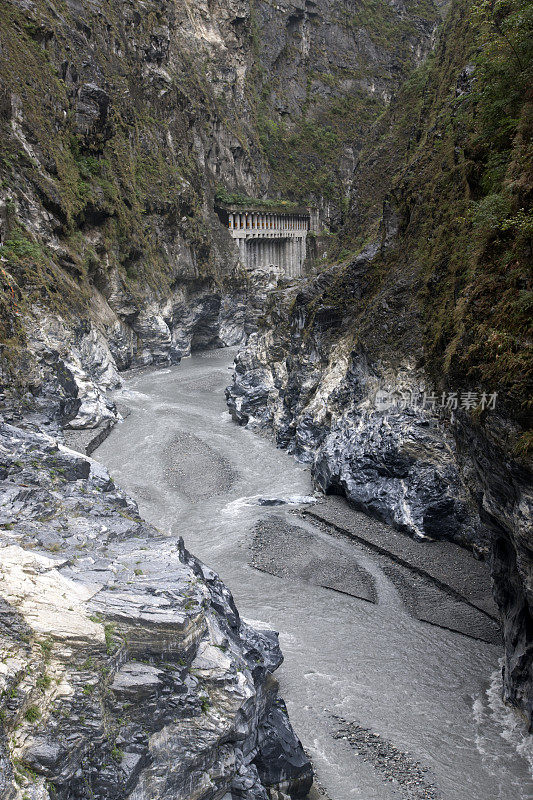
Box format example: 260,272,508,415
96,349,533,800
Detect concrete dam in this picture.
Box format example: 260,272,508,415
220,206,319,277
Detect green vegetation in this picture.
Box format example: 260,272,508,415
252,82,384,208
246,0,441,208
36,673,51,691
214,185,299,210
329,0,532,432
104,623,118,655
24,705,41,722
0,0,222,375
110,745,124,762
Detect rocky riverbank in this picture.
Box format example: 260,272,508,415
225,262,533,728
0,421,313,799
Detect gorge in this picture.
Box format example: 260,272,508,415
0,0,531,798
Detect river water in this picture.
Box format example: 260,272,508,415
96,349,533,800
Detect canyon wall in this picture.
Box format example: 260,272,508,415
0,0,450,796
0,422,313,799
226,0,533,725
0,0,443,432
0,0,531,790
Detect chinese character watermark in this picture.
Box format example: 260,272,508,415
374,388,498,413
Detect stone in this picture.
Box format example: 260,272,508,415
0,422,313,799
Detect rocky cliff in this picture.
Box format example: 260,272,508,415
227,0,533,726
0,0,443,432
0,0,531,791
0,421,313,799
0,0,452,796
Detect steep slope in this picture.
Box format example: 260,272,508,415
227,0,533,725
0,1,450,797
0,0,444,434
0,422,312,799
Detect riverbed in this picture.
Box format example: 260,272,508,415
96,348,533,800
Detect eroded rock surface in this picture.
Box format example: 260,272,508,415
225,253,533,727
0,422,313,799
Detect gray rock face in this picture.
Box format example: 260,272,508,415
2,267,281,436
0,422,313,798
226,264,487,550
225,255,533,727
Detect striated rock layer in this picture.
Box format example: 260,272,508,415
0,421,313,799
227,0,532,729
226,253,533,728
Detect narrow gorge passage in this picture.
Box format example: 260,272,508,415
96,349,533,800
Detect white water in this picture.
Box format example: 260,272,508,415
96,349,533,800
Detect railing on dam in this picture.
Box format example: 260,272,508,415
218,205,318,277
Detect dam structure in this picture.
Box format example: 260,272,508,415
221,206,318,277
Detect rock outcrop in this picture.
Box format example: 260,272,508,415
0,0,444,418
227,0,532,727
226,257,488,551
0,422,313,799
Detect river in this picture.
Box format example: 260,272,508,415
95,348,533,800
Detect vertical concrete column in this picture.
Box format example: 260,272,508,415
290,240,295,276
